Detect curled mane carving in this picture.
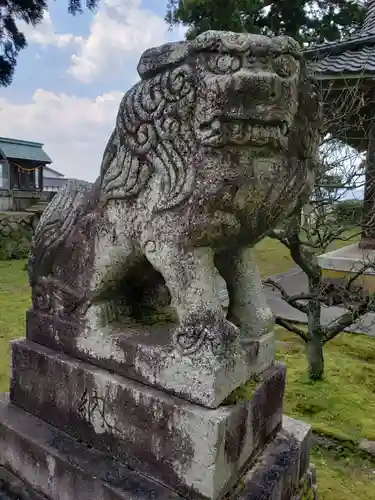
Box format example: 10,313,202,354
99,41,197,211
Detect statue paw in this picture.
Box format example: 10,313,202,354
172,311,239,356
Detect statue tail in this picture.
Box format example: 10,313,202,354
28,180,93,286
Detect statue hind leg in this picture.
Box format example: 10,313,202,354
215,247,274,339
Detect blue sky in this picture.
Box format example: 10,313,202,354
0,1,365,201
0,0,185,181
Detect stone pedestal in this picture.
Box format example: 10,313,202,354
0,391,316,500
317,243,375,293
9,339,284,500
0,324,317,500
25,312,275,408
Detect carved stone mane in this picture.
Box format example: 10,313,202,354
99,41,196,211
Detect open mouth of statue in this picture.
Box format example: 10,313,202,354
199,118,290,148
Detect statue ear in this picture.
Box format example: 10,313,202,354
137,41,192,79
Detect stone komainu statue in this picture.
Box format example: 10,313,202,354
29,31,320,353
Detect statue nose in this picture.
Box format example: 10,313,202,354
229,73,280,106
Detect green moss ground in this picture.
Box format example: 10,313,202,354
276,327,375,442
275,327,375,499
0,259,30,392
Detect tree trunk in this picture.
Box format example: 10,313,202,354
306,338,324,380
307,272,324,380
360,117,375,249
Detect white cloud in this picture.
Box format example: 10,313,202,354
68,0,170,83
19,12,82,48
0,90,123,182
0,2,190,183
18,1,187,83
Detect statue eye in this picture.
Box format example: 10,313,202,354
208,54,242,74
273,54,298,77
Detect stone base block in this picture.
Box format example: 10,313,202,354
10,339,285,500
292,467,318,500
235,416,315,500
0,466,49,500
0,394,314,500
0,394,180,500
26,310,275,408
318,243,375,293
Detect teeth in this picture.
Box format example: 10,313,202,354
280,122,289,136
226,121,290,144
211,118,221,132
232,121,244,138
200,118,290,146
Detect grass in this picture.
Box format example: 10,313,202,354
0,259,30,392
253,227,360,278
257,230,375,499
276,327,375,443
275,325,375,499
276,326,375,499
1,238,375,498
311,445,375,500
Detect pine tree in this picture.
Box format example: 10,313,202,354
166,0,366,44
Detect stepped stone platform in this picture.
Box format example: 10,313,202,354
10,339,285,499
0,326,318,500
0,392,316,500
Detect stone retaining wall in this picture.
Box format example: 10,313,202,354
0,212,39,260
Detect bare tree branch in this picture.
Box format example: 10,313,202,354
322,299,371,343
275,317,308,342
264,278,309,314
265,71,375,380
346,263,374,291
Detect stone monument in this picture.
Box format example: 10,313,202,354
0,31,320,500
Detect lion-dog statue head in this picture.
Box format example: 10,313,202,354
99,30,320,247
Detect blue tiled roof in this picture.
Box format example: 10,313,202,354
305,0,375,77
363,0,375,34
0,137,52,164
311,44,375,75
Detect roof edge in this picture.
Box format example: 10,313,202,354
0,136,44,148
43,166,64,176
304,34,375,58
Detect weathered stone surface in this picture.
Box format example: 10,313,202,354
359,439,375,456
0,393,314,500
0,466,49,500
2,30,319,500
0,394,181,500
234,416,314,500
27,30,321,401
27,311,275,407
282,416,312,483
0,212,36,259
10,339,285,500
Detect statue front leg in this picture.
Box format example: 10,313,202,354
216,247,274,339
144,242,238,355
